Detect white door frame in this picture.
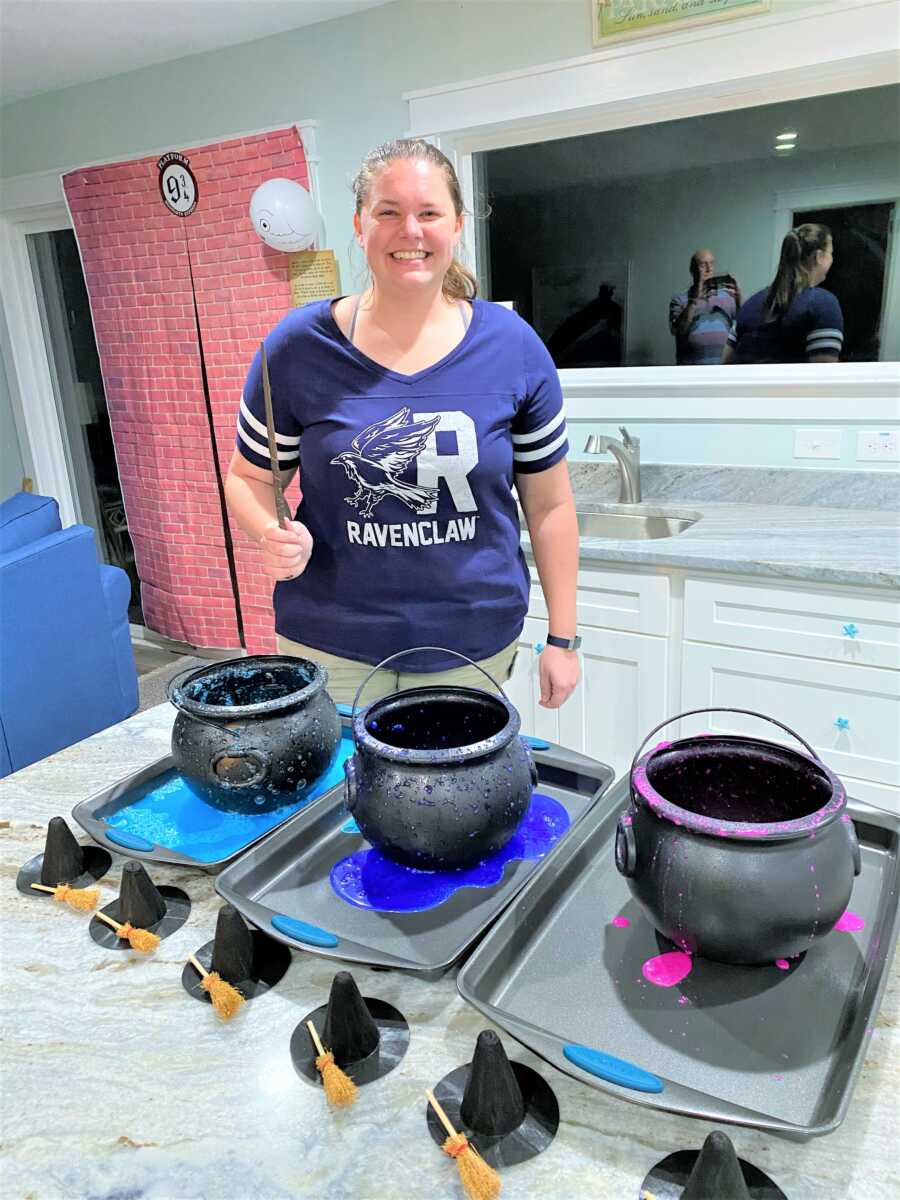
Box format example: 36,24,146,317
0,120,321,524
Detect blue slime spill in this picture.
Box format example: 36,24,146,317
330,791,569,912
96,732,354,863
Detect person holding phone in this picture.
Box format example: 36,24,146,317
669,249,742,365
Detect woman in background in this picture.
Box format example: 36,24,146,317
724,223,843,364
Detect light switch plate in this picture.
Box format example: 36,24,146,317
794,428,841,459
857,430,899,461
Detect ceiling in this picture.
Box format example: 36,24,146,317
0,0,392,105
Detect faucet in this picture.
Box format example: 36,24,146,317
583,426,642,503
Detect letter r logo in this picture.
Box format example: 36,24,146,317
412,411,478,514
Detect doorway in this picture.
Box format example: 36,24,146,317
27,228,143,624
793,202,895,362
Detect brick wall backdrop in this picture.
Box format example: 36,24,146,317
63,127,307,653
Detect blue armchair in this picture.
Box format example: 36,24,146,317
0,492,138,777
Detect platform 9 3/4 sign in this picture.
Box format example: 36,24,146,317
157,152,198,217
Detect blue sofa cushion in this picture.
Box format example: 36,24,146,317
0,492,61,554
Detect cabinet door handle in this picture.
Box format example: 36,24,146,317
842,623,859,638
834,716,850,732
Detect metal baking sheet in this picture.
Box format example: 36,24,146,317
71,720,357,873
214,743,615,977
457,777,900,1137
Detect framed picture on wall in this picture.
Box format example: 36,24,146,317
592,0,770,47
532,261,630,368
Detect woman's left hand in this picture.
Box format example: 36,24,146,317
538,645,580,709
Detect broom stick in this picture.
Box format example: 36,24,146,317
94,909,160,952
188,954,245,1021
426,1088,501,1200
307,1019,358,1108
30,882,99,911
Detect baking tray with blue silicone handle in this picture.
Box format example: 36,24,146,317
213,739,614,977
70,712,360,872
456,776,900,1137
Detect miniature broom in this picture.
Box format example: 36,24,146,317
307,1019,358,1107
94,910,160,952
30,882,99,911
188,954,246,1021
426,1088,501,1200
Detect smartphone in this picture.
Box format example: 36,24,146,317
706,274,736,292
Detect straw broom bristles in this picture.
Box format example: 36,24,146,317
94,909,160,952
307,1019,358,1108
188,954,245,1021
30,882,99,910
426,1088,501,1200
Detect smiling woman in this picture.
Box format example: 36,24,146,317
224,138,582,711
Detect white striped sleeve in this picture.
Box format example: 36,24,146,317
235,341,302,471
511,327,569,474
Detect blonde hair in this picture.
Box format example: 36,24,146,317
351,138,477,301
765,223,832,320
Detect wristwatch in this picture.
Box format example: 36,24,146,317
546,633,581,651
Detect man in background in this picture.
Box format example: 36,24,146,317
669,249,741,365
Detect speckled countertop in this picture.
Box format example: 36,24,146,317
2,704,899,1199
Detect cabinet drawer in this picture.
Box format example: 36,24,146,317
684,577,900,669
529,567,669,635
681,642,900,789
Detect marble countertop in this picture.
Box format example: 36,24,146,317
563,499,900,591
3,705,899,1200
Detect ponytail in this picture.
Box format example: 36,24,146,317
443,256,478,301
765,223,831,321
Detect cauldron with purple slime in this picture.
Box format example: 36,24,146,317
616,708,860,964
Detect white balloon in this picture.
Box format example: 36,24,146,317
249,177,321,252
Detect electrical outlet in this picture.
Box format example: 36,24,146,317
857,430,899,461
794,428,841,459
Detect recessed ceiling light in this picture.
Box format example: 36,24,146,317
776,130,798,142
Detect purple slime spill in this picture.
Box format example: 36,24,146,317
835,910,865,932
611,915,630,928
642,950,693,988
330,792,569,913
775,958,790,970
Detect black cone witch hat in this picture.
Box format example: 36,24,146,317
90,860,191,948
17,816,111,897
640,1129,787,1199
426,1029,559,1169
291,970,409,1087
182,904,290,1004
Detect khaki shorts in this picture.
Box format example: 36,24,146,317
275,635,519,707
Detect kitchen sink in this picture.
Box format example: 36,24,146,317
575,508,700,540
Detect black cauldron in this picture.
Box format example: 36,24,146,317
616,708,860,964
168,655,340,813
344,649,537,869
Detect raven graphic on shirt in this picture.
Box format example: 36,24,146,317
331,407,441,519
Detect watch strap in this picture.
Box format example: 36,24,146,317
546,633,581,651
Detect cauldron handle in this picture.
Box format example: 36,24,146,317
631,708,823,780
166,664,239,737
350,645,509,722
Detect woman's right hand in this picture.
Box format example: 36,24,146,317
259,519,313,582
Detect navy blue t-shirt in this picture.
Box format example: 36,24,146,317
236,299,568,671
728,286,844,363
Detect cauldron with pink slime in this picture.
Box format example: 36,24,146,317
616,708,860,964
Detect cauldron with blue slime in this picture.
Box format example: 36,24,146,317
168,655,340,814
344,649,537,869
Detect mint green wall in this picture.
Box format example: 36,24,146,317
0,1,592,288
0,340,26,500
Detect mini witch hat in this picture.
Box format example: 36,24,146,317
17,816,112,897
291,970,409,1087
89,860,191,949
640,1130,787,1199
426,1029,559,1169
182,904,290,1004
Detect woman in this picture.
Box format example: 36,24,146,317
225,138,580,709
724,223,842,364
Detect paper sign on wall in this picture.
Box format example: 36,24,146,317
289,250,341,306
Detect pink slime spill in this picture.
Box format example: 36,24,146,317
835,910,865,932
611,916,630,928
642,951,693,988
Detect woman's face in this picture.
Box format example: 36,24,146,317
810,237,834,285
354,158,463,295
